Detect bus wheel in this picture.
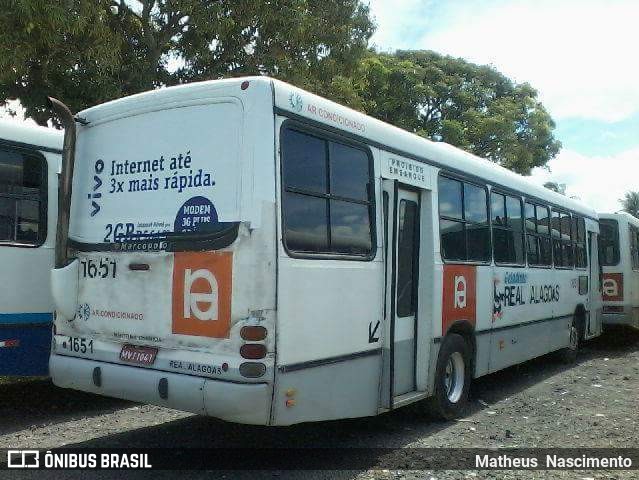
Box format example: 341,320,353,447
428,333,471,420
558,316,579,364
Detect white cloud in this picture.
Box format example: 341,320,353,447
367,0,436,51
0,100,35,124
529,146,639,213
369,0,639,123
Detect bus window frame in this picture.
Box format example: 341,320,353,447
278,119,377,262
551,208,575,270
574,215,588,270
490,188,526,268
437,171,492,266
598,218,620,267
522,200,553,270
0,142,49,249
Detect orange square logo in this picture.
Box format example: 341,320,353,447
172,251,233,338
442,264,476,334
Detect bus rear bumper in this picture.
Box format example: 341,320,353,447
602,306,639,329
50,354,272,425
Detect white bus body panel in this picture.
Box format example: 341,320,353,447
0,120,61,316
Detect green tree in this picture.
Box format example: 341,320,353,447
0,0,373,124
620,191,639,218
354,50,561,174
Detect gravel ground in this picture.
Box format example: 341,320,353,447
0,328,637,480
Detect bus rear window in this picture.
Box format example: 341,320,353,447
599,219,620,266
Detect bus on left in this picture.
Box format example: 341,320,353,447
0,119,62,375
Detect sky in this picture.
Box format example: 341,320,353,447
366,0,639,212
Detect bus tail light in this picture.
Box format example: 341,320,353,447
240,325,267,341
239,362,266,378
240,344,267,359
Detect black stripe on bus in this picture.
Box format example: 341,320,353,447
0,137,62,155
278,348,381,373
0,322,52,329
432,314,577,343
273,107,597,222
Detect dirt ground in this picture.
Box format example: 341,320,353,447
1,328,638,480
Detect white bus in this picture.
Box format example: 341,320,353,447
0,119,61,376
48,77,602,424
599,212,639,330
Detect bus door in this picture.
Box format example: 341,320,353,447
381,180,420,406
586,231,602,338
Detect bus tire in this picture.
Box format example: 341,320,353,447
428,333,471,420
557,315,579,364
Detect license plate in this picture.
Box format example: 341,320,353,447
119,344,158,366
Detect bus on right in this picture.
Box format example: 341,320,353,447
599,212,639,330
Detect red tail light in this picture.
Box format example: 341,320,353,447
240,343,267,359
240,325,267,341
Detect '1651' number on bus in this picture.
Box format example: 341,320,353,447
81,258,117,279
64,336,94,354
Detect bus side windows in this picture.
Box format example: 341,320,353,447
630,225,639,270
525,202,552,267
552,210,574,268
0,146,47,246
560,212,574,268
438,176,490,262
491,192,524,265
280,127,373,257
575,217,587,269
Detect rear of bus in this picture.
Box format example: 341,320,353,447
599,214,638,329
49,78,278,424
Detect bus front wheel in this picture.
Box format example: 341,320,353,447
428,333,471,420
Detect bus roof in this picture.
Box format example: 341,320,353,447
599,212,639,226
75,76,596,218
270,78,596,219
0,118,63,153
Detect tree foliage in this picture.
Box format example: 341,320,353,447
0,0,373,124
620,191,639,218
353,51,561,174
